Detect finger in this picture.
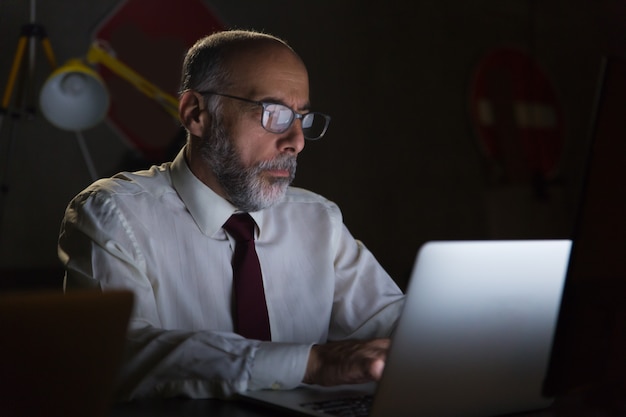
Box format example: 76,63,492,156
370,358,385,380
364,338,391,354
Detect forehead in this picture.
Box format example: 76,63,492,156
225,41,310,103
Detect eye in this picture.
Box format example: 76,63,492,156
263,103,294,132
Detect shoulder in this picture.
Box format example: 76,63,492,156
283,186,338,208
277,186,343,221
69,162,176,208
268,187,346,247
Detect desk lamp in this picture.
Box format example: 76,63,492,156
39,41,179,132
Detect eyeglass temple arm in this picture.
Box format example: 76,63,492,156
86,41,179,120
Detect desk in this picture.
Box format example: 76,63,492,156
108,390,626,417
107,394,619,417
109,398,549,417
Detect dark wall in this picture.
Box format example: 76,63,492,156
0,0,622,290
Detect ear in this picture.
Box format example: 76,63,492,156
179,90,209,137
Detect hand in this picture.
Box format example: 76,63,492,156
303,338,390,386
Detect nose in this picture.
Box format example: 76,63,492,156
279,119,305,154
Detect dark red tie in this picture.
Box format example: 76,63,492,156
223,213,271,341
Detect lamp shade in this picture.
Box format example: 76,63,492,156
39,59,110,131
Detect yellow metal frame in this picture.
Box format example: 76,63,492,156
1,23,56,112
85,41,179,120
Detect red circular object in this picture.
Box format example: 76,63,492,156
469,47,564,180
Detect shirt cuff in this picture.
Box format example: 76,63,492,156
248,342,313,391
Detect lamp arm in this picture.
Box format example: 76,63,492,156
86,42,179,119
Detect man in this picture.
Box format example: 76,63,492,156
58,29,404,400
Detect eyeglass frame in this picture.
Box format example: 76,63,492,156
195,90,331,140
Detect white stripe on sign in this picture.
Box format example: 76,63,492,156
477,99,494,125
477,99,557,129
513,102,558,128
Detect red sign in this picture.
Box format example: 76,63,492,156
93,0,225,161
469,47,564,182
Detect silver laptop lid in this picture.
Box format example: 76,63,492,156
372,239,571,417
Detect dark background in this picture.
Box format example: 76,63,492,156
0,0,621,291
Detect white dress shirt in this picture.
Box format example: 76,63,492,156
58,147,405,400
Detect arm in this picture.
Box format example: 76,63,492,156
302,214,404,386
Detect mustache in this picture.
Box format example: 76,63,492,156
257,154,297,173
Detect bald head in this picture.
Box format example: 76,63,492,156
180,30,305,94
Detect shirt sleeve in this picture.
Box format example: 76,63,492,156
327,220,406,341
58,187,312,400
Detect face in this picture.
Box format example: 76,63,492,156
199,43,310,212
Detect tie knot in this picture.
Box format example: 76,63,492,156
223,213,256,242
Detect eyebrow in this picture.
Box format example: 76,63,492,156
258,95,311,113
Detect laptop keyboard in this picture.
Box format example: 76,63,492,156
300,394,373,417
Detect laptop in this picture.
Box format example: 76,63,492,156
0,289,133,417
240,239,572,417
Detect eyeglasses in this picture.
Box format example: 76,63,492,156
197,91,331,140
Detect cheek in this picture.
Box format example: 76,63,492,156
229,129,268,167
239,138,275,168
224,104,281,165
229,123,276,166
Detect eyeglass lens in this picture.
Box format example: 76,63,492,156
301,113,328,140
262,103,328,140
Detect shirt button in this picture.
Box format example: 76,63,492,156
271,382,282,390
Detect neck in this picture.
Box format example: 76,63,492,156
185,142,229,200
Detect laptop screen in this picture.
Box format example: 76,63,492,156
542,55,626,397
